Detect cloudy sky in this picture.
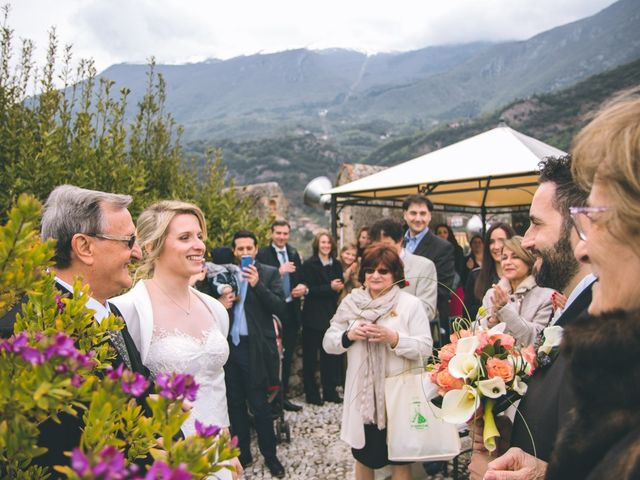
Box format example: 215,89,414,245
9,0,617,73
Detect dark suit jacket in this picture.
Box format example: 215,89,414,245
510,281,594,462
301,256,343,332
256,244,304,325
412,230,455,322
229,261,286,387
0,281,153,478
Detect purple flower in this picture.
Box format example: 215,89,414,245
74,352,95,369
92,445,126,478
106,363,125,380
71,448,90,475
71,374,85,388
142,462,192,480
55,295,66,313
194,420,220,438
55,364,69,374
155,373,199,402
44,333,76,360
121,371,150,398
230,435,238,448
20,346,45,365
9,332,29,351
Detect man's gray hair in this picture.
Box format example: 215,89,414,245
41,185,132,269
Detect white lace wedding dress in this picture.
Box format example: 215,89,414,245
146,324,233,480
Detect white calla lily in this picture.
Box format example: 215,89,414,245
487,323,507,335
478,377,507,399
538,326,564,354
455,336,479,355
448,353,479,380
512,375,528,396
441,385,480,424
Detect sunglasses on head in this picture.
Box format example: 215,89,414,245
363,267,391,275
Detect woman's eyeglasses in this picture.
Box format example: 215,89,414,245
89,233,137,249
569,206,611,241
363,267,391,275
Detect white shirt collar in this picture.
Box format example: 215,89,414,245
54,276,111,323
551,273,597,325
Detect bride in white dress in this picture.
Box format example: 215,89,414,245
110,200,241,480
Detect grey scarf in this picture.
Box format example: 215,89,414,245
339,285,401,429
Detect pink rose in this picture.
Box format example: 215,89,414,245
520,344,538,373
486,358,514,382
475,331,490,352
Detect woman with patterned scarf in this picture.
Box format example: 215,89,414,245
323,244,432,480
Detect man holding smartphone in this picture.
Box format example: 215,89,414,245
256,220,307,412
225,230,287,478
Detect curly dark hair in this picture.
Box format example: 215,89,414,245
358,244,405,288
538,155,588,235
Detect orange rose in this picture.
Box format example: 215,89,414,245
486,358,514,382
450,329,472,344
489,333,516,351
439,343,457,365
435,369,465,395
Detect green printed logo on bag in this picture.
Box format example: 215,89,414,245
410,400,428,430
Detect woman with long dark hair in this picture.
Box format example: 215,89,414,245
463,223,515,320
301,231,344,405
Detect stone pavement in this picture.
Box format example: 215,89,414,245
241,396,471,480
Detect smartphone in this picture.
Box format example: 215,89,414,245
241,255,254,269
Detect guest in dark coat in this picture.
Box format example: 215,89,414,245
301,231,344,405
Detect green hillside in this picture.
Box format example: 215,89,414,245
365,57,640,166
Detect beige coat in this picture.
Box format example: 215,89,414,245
403,250,438,321
479,275,554,345
322,291,432,449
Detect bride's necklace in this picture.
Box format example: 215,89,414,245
151,279,191,316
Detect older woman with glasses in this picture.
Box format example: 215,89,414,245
485,97,640,480
323,244,432,480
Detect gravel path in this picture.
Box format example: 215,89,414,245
241,395,471,480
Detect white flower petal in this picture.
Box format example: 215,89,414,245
456,336,479,355
448,353,479,380
488,323,507,335
542,326,563,348
478,377,507,399
441,385,479,424
512,376,528,396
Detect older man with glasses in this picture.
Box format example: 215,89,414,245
0,184,151,476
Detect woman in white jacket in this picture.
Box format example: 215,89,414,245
477,236,554,346
323,244,432,480
110,200,240,480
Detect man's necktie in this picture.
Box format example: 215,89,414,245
278,250,291,299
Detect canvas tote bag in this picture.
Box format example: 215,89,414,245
385,370,461,462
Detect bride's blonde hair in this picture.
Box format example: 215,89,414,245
135,200,207,279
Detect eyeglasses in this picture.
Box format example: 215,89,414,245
363,267,391,276
89,233,137,249
569,206,611,241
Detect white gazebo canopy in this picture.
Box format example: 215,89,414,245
327,125,566,212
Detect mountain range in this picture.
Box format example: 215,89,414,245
98,0,640,144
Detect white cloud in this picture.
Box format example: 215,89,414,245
6,0,618,72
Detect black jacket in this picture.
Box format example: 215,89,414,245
301,256,343,332
229,261,286,387
256,244,304,325
510,281,593,462
412,230,455,322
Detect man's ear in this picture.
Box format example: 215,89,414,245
70,233,95,266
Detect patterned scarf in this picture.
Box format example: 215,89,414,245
338,285,401,429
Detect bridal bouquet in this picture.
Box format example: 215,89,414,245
427,320,536,452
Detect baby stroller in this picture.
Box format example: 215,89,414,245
269,315,291,444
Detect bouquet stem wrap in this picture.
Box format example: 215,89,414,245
483,398,499,453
